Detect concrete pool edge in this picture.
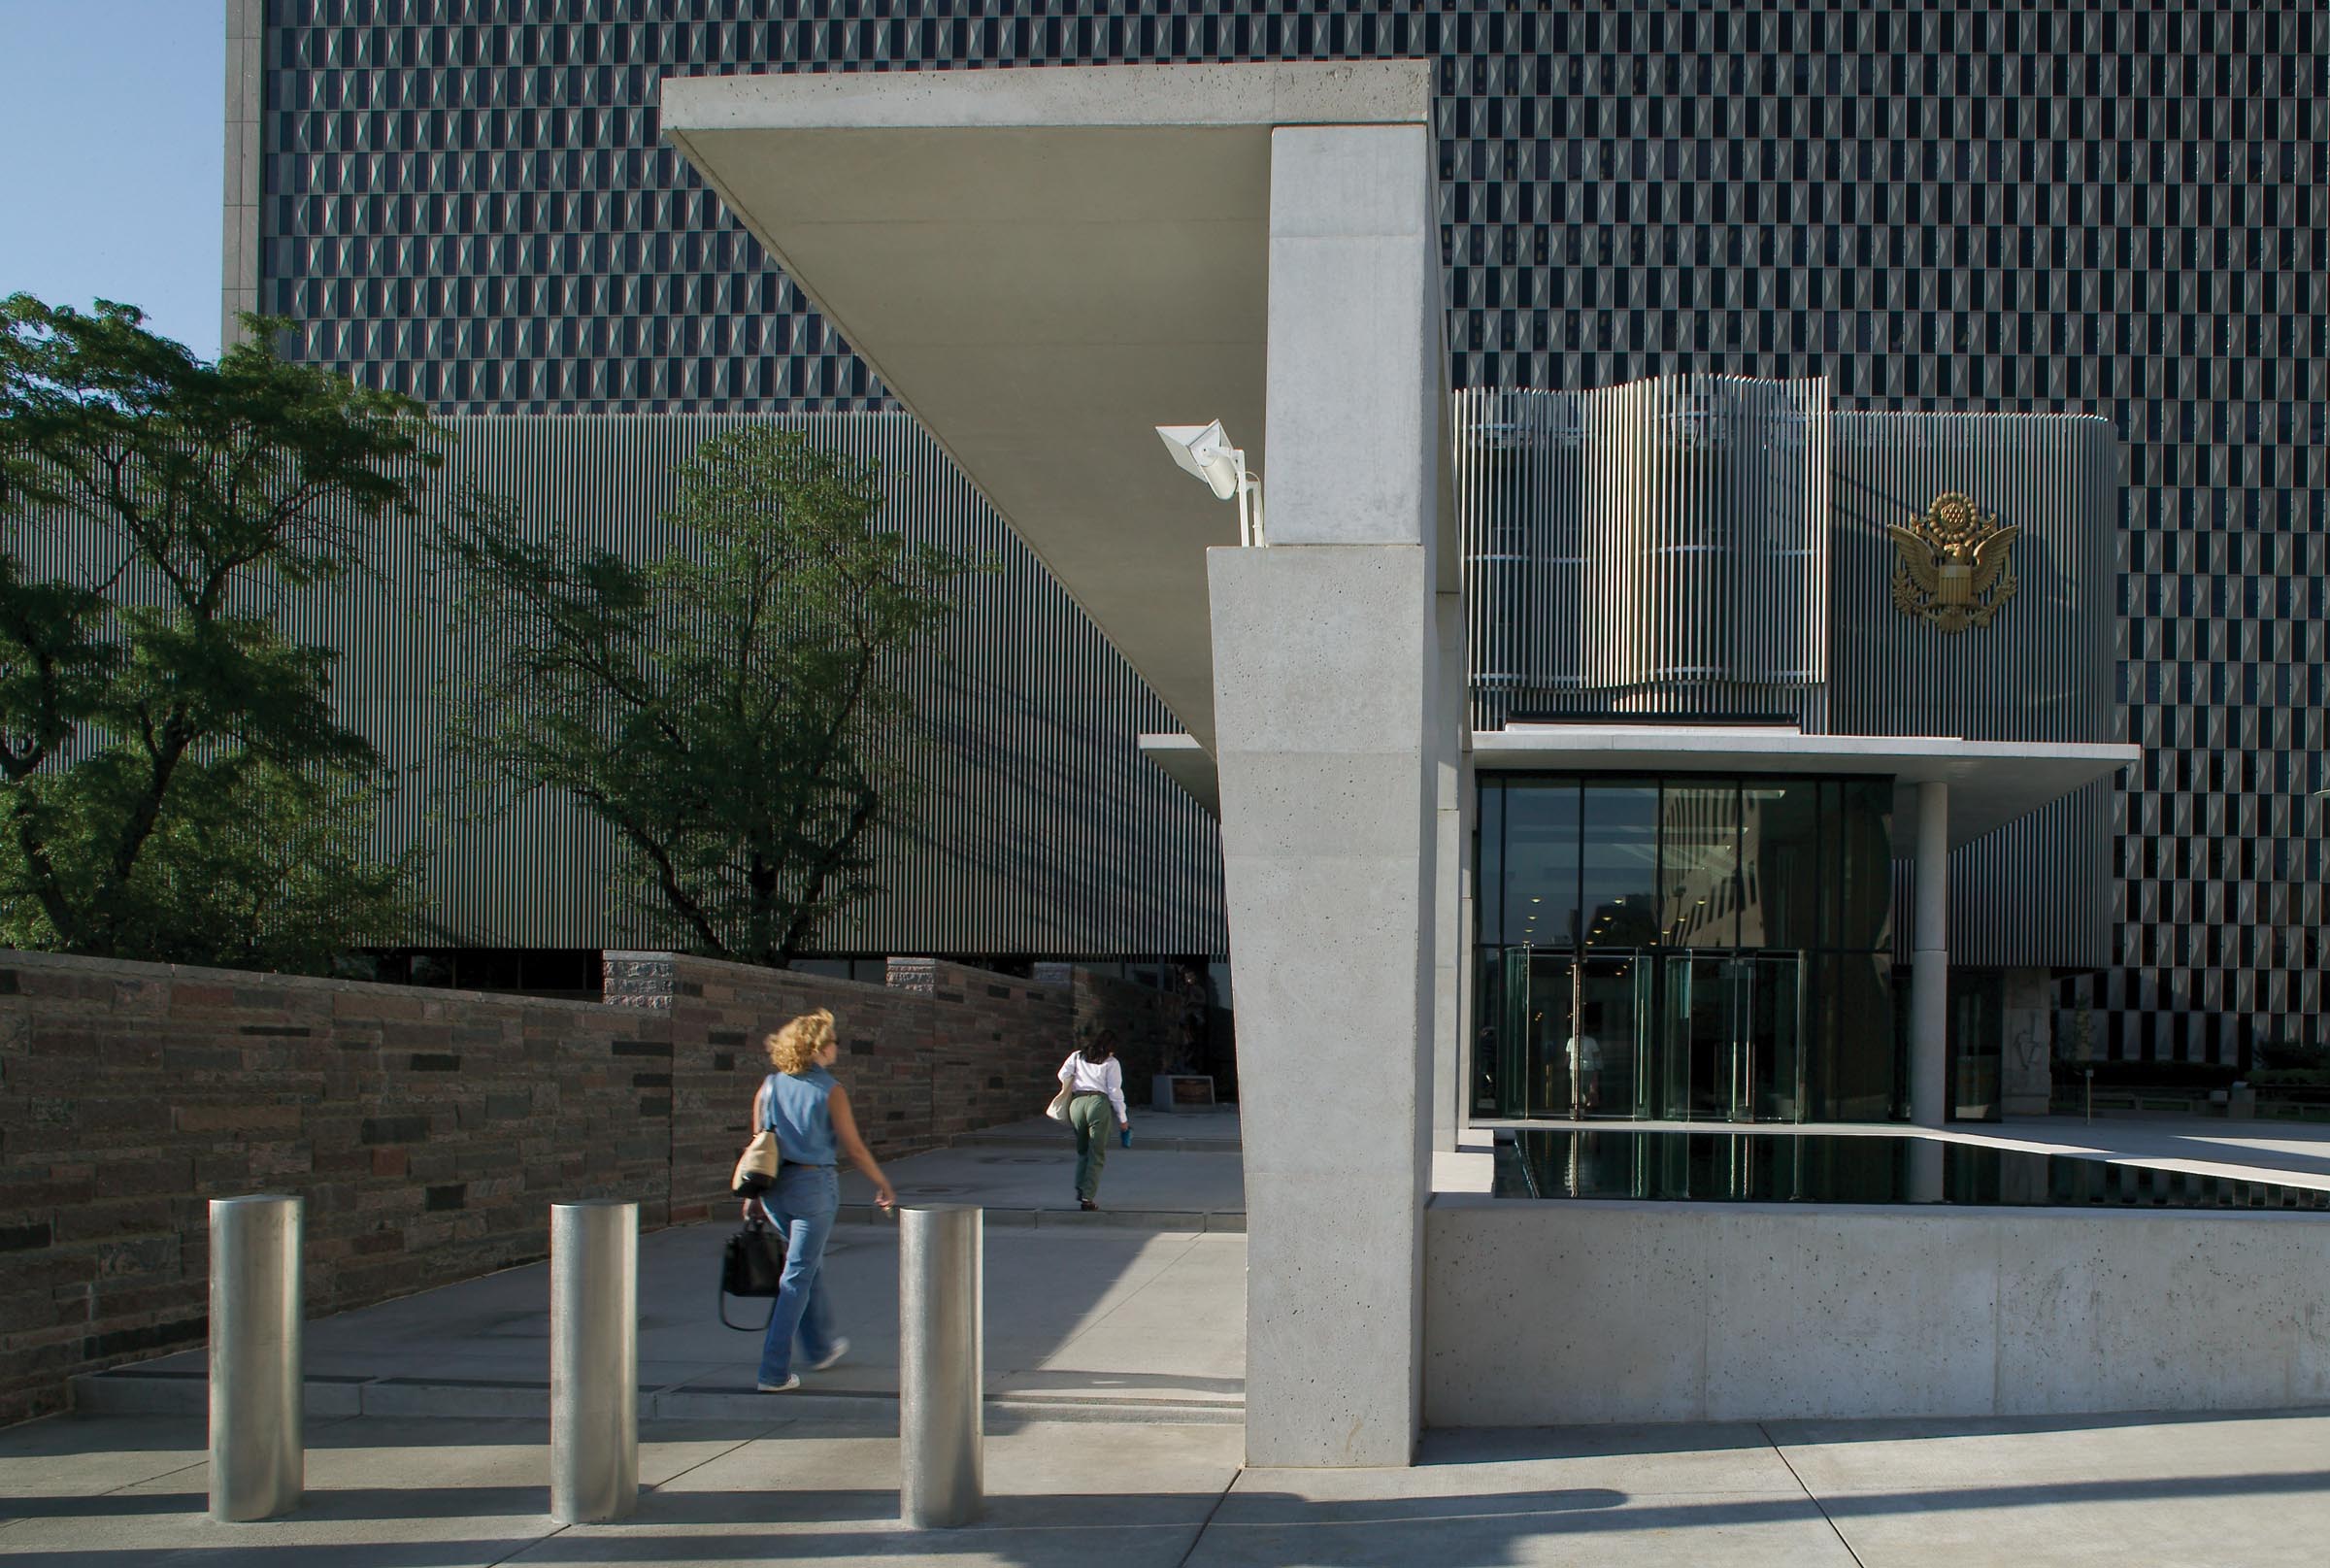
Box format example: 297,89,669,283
1422,1194,2330,1426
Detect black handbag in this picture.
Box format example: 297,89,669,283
718,1214,789,1331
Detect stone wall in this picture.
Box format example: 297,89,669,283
1055,964,1231,1108
608,951,1073,1226
0,948,1078,1426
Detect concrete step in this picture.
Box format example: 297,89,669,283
72,1365,1242,1427
951,1128,1242,1153
835,1202,1243,1231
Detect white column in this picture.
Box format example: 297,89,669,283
1211,119,1443,1469
1911,782,1950,1127
2000,967,2055,1116
1431,593,1468,1154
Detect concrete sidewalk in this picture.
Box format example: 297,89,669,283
837,1113,1245,1226
9,1406,2330,1564
75,1126,1248,1428
956,1110,1243,1152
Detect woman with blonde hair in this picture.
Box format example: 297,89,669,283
744,1007,897,1392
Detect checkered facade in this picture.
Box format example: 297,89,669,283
252,0,2330,1064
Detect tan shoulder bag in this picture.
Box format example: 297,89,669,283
732,1075,783,1195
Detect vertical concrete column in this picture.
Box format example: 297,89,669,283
1432,592,1470,1153
2000,967,2055,1116
1211,120,1444,1469
1911,782,1950,1127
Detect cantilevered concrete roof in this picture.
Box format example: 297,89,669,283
662,62,1435,749
1143,725,2138,843
1473,726,2141,848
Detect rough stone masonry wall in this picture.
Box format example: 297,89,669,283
609,951,1072,1227
1056,965,1188,1091
0,948,1076,1426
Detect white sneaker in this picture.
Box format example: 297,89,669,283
808,1337,850,1373
756,1374,800,1392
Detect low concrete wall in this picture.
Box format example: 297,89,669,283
0,948,1083,1425
1424,1195,2330,1425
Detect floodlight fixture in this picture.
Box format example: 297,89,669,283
1155,420,1266,547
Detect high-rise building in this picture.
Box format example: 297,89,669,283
225,1,2328,1065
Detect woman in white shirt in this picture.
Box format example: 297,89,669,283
1057,1021,1131,1211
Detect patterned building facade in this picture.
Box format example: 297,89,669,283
234,1,2329,1063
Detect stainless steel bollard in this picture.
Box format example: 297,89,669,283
549,1200,639,1525
899,1205,983,1528
209,1194,304,1522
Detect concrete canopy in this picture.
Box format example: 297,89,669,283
661,62,1434,750
1472,726,2142,848
1143,724,2139,845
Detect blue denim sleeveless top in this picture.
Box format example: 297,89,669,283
762,1067,839,1167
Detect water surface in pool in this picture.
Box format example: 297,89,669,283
1495,1128,2330,1210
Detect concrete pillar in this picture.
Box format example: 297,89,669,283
2000,967,2054,1117
1911,782,1950,1127
1432,592,1469,1154
1210,119,1444,1469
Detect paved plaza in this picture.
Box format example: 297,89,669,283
9,1406,2330,1565
77,1118,1248,1429
10,1115,2330,1564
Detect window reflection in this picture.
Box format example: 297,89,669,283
1659,783,1739,950
1579,783,1658,948
1499,780,1581,949
1474,772,1897,1124
1739,782,1819,949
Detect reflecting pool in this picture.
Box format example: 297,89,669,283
1495,1128,2330,1210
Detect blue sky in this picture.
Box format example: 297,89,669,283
1,3,224,358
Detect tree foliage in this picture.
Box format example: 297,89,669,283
436,426,982,968
0,295,426,968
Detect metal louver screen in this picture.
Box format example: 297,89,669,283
1456,375,1829,724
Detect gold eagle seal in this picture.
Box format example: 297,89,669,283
1887,493,2018,633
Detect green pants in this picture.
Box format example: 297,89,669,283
1068,1093,1115,1201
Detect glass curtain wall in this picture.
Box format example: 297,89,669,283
1476,774,1896,1122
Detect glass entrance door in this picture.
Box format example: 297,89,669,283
1738,953,1806,1120
1572,951,1646,1118
1646,952,1806,1121
1496,947,1652,1118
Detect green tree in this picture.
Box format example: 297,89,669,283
0,295,426,968
436,426,982,968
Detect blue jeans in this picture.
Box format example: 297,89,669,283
755,1163,840,1384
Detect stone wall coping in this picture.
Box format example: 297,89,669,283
603,950,1082,996
3,946,1092,1014
0,948,616,1017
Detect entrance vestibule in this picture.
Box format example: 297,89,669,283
1476,773,1897,1123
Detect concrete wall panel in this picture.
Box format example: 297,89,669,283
1427,1196,2330,1425
1702,1209,1998,1421
1993,1213,2330,1417
1423,1202,1709,1425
